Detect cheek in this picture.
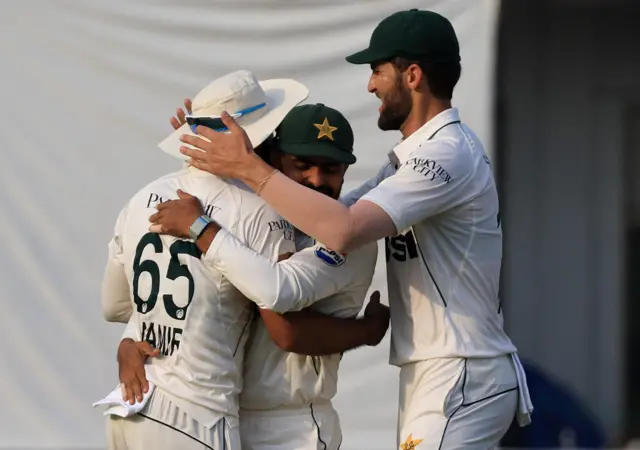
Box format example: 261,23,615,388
290,173,305,184
371,73,390,92
328,174,345,190
378,80,396,99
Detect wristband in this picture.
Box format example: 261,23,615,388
189,215,213,241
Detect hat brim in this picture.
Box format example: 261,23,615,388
158,79,309,161
279,141,356,165
345,47,393,65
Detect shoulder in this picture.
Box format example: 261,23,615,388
234,186,285,227
378,160,396,178
128,168,190,204
223,182,292,242
182,175,264,221
403,133,477,184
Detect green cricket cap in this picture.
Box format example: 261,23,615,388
277,103,356,165
346,9,460,65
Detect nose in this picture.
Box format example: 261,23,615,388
367,74,376,93
305,167,329,188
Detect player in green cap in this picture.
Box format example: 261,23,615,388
121,100,390,450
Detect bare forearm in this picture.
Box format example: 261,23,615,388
291,314,371,356
260,308,372,356
243,156,355,252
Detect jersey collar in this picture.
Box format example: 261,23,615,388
389,107,461,165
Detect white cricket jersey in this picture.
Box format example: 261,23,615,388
105,166,295,428
352,108,517,366
202,226,377,410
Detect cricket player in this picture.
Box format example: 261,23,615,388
142,103,387,450
99,69,308,450
173,9,534,450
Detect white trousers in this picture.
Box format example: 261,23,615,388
398,355,518,450
107,389,240,450
240,401,342,450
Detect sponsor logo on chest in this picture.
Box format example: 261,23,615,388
385,230,419,263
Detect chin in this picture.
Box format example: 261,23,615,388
378,120,400,131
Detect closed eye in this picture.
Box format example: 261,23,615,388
295,162,312,171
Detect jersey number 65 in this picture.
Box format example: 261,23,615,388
132,232,202,321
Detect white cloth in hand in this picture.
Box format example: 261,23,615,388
511,353,534,426
93,381,155,417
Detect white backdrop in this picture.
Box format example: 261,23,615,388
0,1,498,448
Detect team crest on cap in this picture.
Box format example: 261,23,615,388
314,246,346,266
400,434,423,450
313,118,337,141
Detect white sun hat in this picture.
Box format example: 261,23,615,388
158,70,309,160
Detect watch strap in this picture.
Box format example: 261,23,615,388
189,215,213,241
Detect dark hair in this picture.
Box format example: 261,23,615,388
390,57,461,100
254,134,278,165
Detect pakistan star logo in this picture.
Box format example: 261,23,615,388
313,117,337,141
400,434,423,450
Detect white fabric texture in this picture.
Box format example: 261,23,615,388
0,0,498,448
240,402,342,450
93,381,156,418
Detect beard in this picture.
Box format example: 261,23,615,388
377,77,413,131
301,180,342,200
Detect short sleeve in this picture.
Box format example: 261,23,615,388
361,142,476,232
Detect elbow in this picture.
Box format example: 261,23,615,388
326,238,350,255
102,309,123,323
101,301,131,323
259,296,290,314
259,307,303,352
323,218,356,254
320,236,356,259
266,298,290,314
270,325,300,352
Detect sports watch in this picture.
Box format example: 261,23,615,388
188,215,213,241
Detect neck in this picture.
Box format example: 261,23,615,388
400,98,452,138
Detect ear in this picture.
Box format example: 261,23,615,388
405,63,424,90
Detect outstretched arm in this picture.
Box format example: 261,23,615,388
178,114,478,253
